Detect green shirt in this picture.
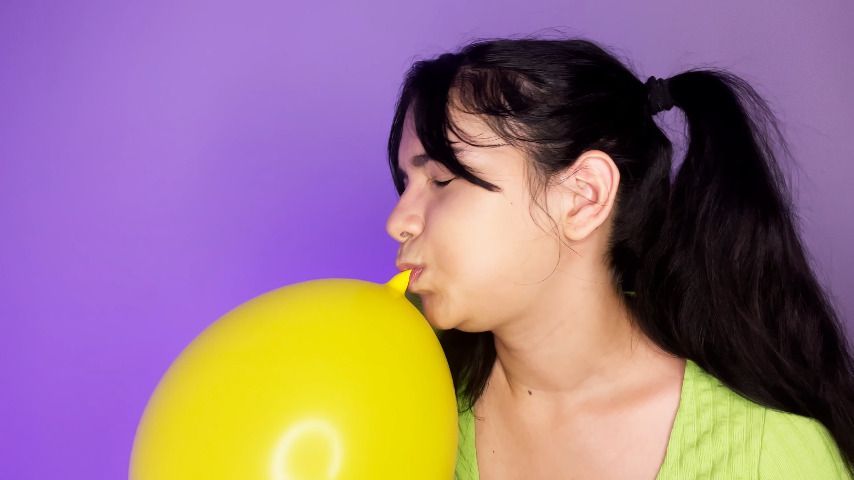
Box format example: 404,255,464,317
454,358,851,479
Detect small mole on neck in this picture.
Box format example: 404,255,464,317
528,390,532,395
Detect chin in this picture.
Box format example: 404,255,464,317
426,314,466,333
423,311,454,332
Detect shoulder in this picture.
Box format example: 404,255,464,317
758,408,852,479
665,360,850,479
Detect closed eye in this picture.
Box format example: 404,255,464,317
433,178,455,187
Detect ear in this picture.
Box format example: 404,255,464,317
551,150,620,242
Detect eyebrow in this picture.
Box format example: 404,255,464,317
407,153,433,169
398,153,434,184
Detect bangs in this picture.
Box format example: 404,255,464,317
388,57,504,196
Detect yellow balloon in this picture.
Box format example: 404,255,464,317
130,270,457,479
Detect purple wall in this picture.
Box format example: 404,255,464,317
2,1,851,478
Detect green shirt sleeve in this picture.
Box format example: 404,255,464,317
759,408,852,479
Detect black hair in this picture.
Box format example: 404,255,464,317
386,37,853,471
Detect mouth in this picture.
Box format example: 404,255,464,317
407,267,423,289
395,262,425,291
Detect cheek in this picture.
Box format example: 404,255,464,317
422,191,550,321
429,195,542,287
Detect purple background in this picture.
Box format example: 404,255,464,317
1,1,852,478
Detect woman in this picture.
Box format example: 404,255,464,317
385,37,853,479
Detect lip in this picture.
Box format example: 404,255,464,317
396,262,423,272
409,266,423,284
395,263,424,288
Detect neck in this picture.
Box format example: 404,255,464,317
486,278,670,412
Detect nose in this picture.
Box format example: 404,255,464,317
385,191,424,243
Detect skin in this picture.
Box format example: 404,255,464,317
386,100,686,479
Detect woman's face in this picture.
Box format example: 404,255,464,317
386,104,566,332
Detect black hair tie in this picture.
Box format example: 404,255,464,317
645,76,674,115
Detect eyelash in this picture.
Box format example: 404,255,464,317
401,176,455,192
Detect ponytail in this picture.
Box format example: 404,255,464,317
633,69,854,471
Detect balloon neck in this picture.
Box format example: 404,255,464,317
385,269,412,295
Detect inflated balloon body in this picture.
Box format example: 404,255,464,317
129,269,457,479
